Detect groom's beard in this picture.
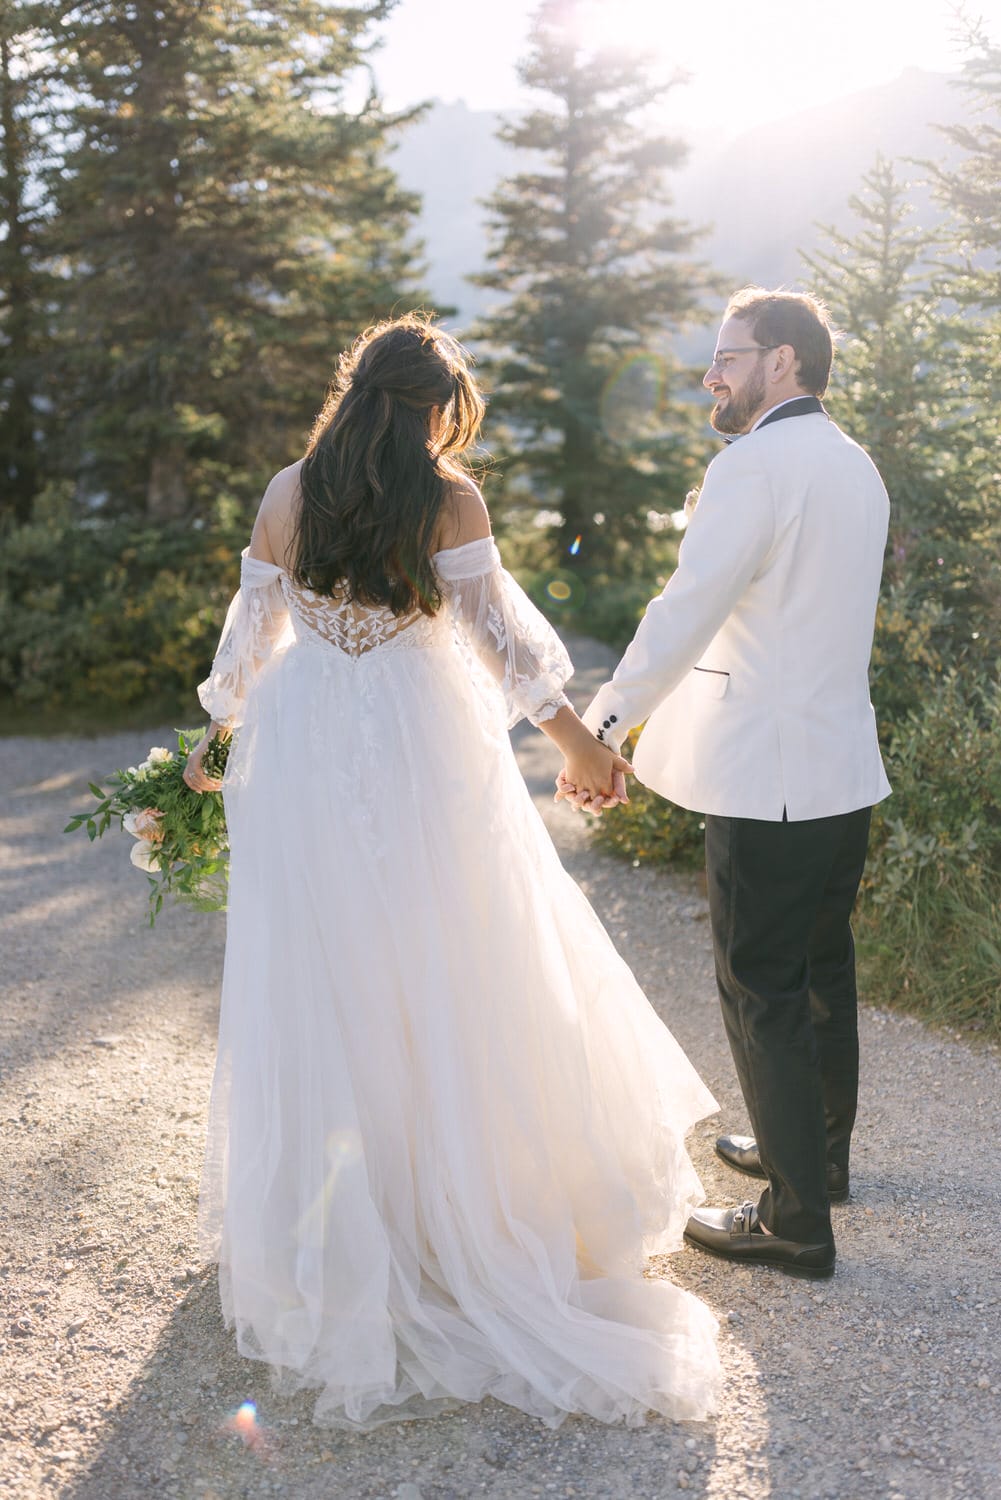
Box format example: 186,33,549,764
710,364,767,435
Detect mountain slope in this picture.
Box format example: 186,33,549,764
390,69,969,332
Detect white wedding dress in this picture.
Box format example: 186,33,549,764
197,536,721,1430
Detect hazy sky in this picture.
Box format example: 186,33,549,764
369,0,993,131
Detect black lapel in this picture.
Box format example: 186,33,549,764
755,395,827,431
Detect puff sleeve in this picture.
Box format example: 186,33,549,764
434,538,573,728
197,550,292,729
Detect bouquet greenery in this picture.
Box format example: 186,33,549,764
65,729,231,924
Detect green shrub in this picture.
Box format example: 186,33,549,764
855,667,1001,1036
496,518,683,652
0,507,248,725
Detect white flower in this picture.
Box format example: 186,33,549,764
146,747,173,765
123,811,141,838
684,487,701,518
130,841,161,873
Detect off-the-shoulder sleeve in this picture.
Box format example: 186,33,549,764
434,537,573,728
197,551,292,729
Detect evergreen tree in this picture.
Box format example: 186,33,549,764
803,155,997,720
472,0,717,572
926,24,1001,643
929,24,1001,313
41,0,423,518
0,1,48,522
802,156,975,559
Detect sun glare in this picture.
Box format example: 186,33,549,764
551,0,973,136
572,0,676,59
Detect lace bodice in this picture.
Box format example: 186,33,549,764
198,539,573,729
280,577,449,658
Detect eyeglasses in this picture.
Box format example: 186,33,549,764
708,345,779,371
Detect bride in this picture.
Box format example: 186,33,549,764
184,313,721,1429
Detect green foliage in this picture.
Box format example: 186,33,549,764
21,0,425,519
0,507,246,718
472,0,719,571
803,155,1000,659
929,25,1001,314
0,1,49,523
500,512,684,649
855,669,1001,1037
65,729,230,923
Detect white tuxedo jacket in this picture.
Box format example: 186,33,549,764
582,408,892,821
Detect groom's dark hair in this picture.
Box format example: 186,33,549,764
724,287,836,396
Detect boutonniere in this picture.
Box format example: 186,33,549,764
684,487,700,518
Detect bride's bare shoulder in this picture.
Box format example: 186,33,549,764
249,461,304,564
261,460,305,517
435,474,492,552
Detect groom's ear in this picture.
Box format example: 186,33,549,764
770,344,798,381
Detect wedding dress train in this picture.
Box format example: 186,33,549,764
197,536,721,1429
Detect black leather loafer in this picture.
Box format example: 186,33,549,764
715,1134,850,1203
683,1202,835,1279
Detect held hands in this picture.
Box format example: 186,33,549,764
554,742,633,817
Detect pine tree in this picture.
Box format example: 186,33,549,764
802,156,975,557
0,1,48,522
929,24,1001,313
41,0,424,518
803,155,997,720
472,0,717,573
925,22,1001,632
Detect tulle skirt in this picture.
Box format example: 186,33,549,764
199,632,721,1428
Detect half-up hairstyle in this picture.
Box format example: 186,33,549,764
291,313,486,616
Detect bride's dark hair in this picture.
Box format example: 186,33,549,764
291,313,486,616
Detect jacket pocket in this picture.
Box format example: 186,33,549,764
693,666,730,699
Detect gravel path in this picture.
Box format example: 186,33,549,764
2,635,1000,1500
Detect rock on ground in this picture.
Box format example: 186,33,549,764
1,636,999,1499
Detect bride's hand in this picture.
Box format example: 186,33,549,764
555,748,632,816
183,726,226,794
555,766,628,815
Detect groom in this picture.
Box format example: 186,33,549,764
567,287,890,1278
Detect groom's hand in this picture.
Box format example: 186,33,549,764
555,764,630,816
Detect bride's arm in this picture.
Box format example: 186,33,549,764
436,480,631,806
187,473,296,794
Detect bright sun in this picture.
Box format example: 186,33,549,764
560,0,968,134
571,0,678,59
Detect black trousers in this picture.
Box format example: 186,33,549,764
704,805,872,1246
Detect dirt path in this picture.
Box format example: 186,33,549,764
2,637,1000,1500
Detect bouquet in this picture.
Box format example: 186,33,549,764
65,730,231,925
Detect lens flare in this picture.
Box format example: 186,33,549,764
222,1400,274,1458
545,573,585,608
568,535,582,557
